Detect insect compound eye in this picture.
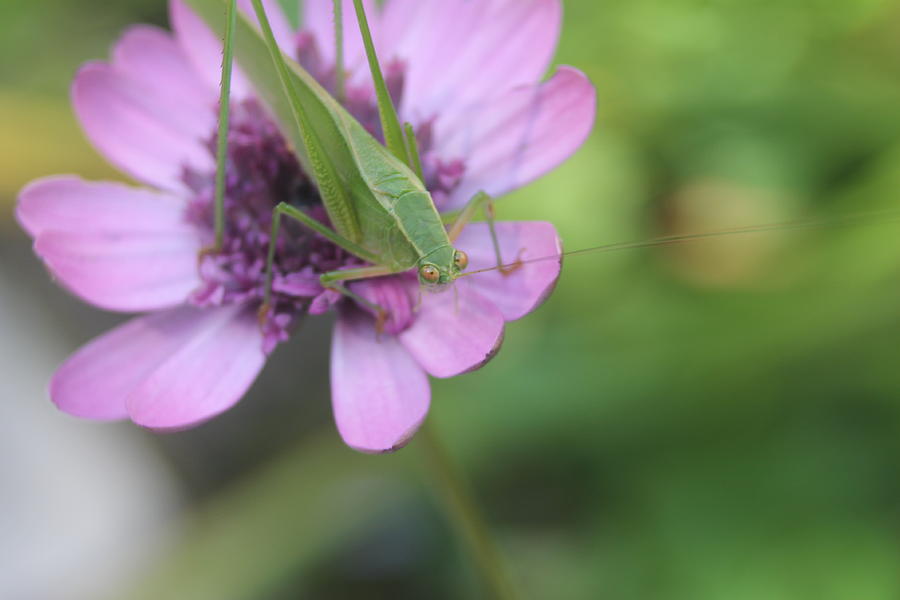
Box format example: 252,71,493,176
420,264,441,283
453,250,469,270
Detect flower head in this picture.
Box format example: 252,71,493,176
16,0,595,452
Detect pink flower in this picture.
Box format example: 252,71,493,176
16,0,596,452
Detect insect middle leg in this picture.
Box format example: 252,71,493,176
261,203,399,329
319,265,403,333
446,191,523,275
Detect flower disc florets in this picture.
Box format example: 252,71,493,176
182,38,464,352
184,99,357,351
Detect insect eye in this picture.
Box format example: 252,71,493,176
454,250,469,270
420,264,440,283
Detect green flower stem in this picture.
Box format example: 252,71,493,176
418,423,518,600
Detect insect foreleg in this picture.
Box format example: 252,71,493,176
447,191,522,276
447,191,489,241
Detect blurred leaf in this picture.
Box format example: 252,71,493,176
121,433,421,600
0,92,119,212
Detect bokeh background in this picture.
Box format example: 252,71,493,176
2,0,900,598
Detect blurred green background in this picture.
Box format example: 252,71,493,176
2,1,900,599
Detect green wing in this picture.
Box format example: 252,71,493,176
185,0,423,270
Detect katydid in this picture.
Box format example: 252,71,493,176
189,0,513,328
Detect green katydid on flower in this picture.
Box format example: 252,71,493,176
16,0,596,453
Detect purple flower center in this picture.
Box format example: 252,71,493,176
181,35,465,352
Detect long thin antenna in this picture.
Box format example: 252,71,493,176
460,208,900,277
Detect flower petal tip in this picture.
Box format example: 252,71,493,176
132,413,219,434
553,64,598,145
343,415,426,455
456,221,563,322
15,175,79,237
50,362,129,422
399,284,507,379
331,310,431,454
460,327,505,377
439,65,599,209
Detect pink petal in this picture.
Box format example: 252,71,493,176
399,281,505,378
73,61,214,193
18,176,202,312
52,314,180,422
35,232,203,313
455,222,562,321
436,67,597,211
52,305,264,425
237,0,296,53
112,25,214,116
381,0,561,119
169,0,251,100
123,305,266,430
17,175,192,236
331,307,430,454
302,0,377,83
